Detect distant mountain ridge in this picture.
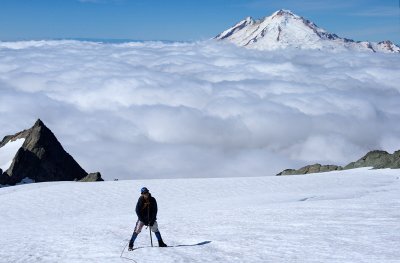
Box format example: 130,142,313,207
215,10,400,53
277,150,400,176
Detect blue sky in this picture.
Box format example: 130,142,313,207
0,0,399,43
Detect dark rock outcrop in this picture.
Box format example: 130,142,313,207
344,150,400,169
277,164,343,176
79,172,104,182
0,119,103,185
392,150,400,168
0,169,4,186
277,149,400,176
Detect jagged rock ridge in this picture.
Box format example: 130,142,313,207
277,150,400,176
344,150,400,170
277,164,343,176
215,9,400,53
0,119,103,185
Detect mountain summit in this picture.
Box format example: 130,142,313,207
0,119,103,185
215,10,400,53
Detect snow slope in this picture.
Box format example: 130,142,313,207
215,10,400,53
0,168,399,262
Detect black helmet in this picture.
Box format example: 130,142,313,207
141,187,149,194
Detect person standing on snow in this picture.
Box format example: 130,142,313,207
128,187,167,250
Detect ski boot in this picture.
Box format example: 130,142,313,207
128,241,134,251
155,231,167,247
158,239,168,247
128,232,138,251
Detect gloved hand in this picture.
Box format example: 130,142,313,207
149,221,155,227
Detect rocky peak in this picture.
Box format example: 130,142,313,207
273,9,295,17
269,9,307,24
0,119,103,185
344,150,395,170
376,40,400,53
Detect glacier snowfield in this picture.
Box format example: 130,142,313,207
1,168,399,263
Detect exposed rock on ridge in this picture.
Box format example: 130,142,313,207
0,119,103,185
344,150,400,170
277,164,343,176
78,172,103,182
277,150,400,176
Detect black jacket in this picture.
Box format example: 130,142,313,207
135,194,157,226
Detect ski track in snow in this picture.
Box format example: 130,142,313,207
1,168,400,262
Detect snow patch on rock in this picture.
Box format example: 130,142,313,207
0,138,25,171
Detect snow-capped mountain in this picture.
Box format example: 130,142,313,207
215,10,400,53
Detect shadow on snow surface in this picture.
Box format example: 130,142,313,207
121,241,212,261
130,240,212,250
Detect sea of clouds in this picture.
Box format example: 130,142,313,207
0,40,399,180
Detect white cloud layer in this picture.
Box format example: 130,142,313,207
0,40,399,180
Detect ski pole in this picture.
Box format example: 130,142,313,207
150,226,153,247
148,203,153,247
